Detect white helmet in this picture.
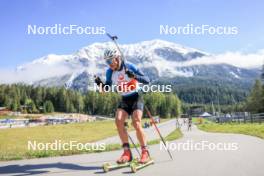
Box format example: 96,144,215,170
104,49,121,65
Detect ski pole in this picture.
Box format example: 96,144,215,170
106,33,165,159
124,122,141,157
144,106,174,160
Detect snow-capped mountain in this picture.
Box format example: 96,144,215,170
15,39,260,92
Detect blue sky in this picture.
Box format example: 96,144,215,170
0,0,264,68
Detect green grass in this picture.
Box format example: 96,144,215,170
0,118,175,161
0,115,18,119
0,121,117,161
23,128,182,161
198,122,264,139
192,117,212,124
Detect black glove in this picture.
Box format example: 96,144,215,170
94,76,103,86
125,69,136,78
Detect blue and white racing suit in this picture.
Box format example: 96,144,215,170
105,62,149,115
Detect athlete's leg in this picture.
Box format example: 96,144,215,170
115,108,129,144
132,109,146,147
132,109,151,163
115,108,133,163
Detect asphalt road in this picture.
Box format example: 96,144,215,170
95,119,177,145
1,120,264,176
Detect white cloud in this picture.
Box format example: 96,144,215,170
178,49,264,69
0,64,73,84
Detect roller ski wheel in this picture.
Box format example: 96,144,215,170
102,158,138,172
130,158,154,173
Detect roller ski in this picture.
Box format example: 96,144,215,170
103,148,135,172
130,158,154,173
103,160,136,173
130,147,154,173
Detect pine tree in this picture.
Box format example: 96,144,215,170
43,100,54,113
246,80,263,113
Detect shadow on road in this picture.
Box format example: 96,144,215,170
0,162,102,175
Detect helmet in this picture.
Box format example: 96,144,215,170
104,49,121,65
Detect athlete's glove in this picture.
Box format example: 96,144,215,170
94,76,103,86
125,69,136,78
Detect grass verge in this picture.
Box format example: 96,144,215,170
0,118,176,161
23,128,182,161
198,122,264,139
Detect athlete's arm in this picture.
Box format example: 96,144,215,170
94,68,113,92
104,68,113,91
126,63,150,84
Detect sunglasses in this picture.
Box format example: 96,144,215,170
106,59,113,65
